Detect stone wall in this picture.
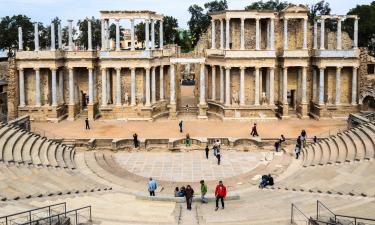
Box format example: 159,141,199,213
7,58,18,120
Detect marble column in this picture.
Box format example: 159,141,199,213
87,20,92,51
211,20,216,49
199,64,206,105
170,64,176,104
240,67,245,106
354,18,358,49
58,24,62,49
279,68,283,102
352,67,358,104
130,19,135,51
335,67,341,105
269,68,275,105
254,67,260,105
319,67,325,105
270,18,275,50
225,67,231,106
313,20,318,49
131,67,136,106
266,69,270,100
211,65,216,101
35,68,41,106
116,68,121,106
34,23,39,51
266,20,270,49
50,23,55,51
256,18,260,50
93,70,97,102
160,66,164,100
312,68,317,102
68,20,73,51
220,19,224,50
225,19,230,50
303,18,307,49
159,20,164,50
151,67,156,104
19,69,25,107
59,70,64,104
283,18,288,50
220,66,224,103
101,20,105,50
51,68,57,106
302,67,307,104
105,20,110,50
115,19,120,51
145,67,151,106
283,67,288,105
88,67,94,104
101,68,107,106
151,20,155,50
145,20,150,50
240,18,245,50
337,18,342,50
18,27,23,50
68,68,74,105
320,19,325,50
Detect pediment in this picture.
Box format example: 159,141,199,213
282,4,309,13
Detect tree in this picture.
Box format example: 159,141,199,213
135,22,145,48
0,15,34,56
245,0,289,11
176,29,193,53
308,0,331,22
77,17,102,50
204,0,228,13
163,16,179,44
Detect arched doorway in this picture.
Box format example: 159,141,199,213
362,96,375,111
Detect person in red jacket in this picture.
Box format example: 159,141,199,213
215,180,227,211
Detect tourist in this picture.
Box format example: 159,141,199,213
133,133,139,148
295,144,301,159
250,123,258,137
259,174,274,189
216,139,221,147
296,136,302,149
179,120,183,133
313,136,317,143
215,181,227,211
274,140,280,152
186,133,191,147
85,118,90,130
185,185,194,210
215,146,221,165
148,177,157,196
280,134,286,143
200,180,208,203
301,130,307,147
179,186,186,197
174,187,180,197
205,145,209,159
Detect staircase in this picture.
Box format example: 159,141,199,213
178,203,200,225
178,106,198,119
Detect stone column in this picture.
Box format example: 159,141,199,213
34,23,39,51
225,19,230,50
254,67,260,105
256,18,260,50
337,18,342,50
320,19,325,50
283,67,288,105
211,65,216,101
18,27,23,50
145,67,151,106
211,20,216,49
151,67,156,104
116,68,121,106
240,67,245,106
352,67,358,105
19,69,25,107
151,20,155,50
240,18,245,50
270,18,275,50
302,67,307,104
50,23,55,51
159,20,164,50
199,64,206,105
354,18,358,49
319,67,325,105
279,68,283,102
313,20,318,49
68,20,73,51
225,67,231,106
105,20,110,50
160,66,164,100
35,68,41,106
101,68,107,106
68,68,74,105
220,66,224,103
303,18,307,49
51,68,57,106
88,67,94,104
335,67,341,105
283,18,288,50
130,19,135,51
59,70,64,104
266,20,270,49
87,19,92,51
101,20,105,50
220,19,224,50
115,19,120,51
93,70,97,102
312,68,317,102
145,19,150,50
131,67,136,106
58,24,62,49
170,64,176,104
269,68,275,105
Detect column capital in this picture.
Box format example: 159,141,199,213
144,66,151,70
241,18,245,22
116,67,122,72
33,67,40,71
18,67,24,71
318,66,326,70
100,67,107,71
336,66,343,70
240,66,246,70
255,66,261,70
225,66,231,70
145,19,150,23
130,66,136,70
353,66,359,70
50,67,57,71
87,66,94,70
255,18,260,21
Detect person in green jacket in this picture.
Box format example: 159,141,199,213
200,180,208,203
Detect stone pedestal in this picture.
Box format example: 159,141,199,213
87,104,95,120
281,103,289,119
197,104,208,119
68,104,77,121
168,104,177,119
299,103,309,119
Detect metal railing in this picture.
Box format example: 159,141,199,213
0,203,66,225
291,203,310,225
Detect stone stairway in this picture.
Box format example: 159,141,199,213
177,203,200,225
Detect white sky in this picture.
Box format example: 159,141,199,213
0,0,372,28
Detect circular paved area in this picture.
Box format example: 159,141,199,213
114,151,267,182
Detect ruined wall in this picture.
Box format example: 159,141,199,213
7,58,17,120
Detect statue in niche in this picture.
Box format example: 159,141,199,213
232,91,239,105
327,95,334,105
124,92,129,104
136,93,144,105
261,92,268,105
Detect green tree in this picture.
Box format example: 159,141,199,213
77,17,102,50
176,29,193,53
135,22,145,48
163,16,179,45
245,0,289,11
308,0,331,22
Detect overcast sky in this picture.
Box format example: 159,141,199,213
0,0,372,28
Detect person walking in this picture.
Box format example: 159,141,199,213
274,140,280,152
85,118,90,130
215,146,221,165
186,133,191,147
148,177,157,196
250,123,258,137
313,136,317,143
179,120,183,133
205,145,209,159
200,180,208,203
185,185,194,210
295,144,301,159
133,133,139,148
215,181,227,211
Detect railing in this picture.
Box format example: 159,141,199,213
317,200,337,223
0,203,66,225
291,203,310,225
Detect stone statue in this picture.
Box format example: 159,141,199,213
261,92,268,105
232,91,239,105
124,92,129,104
327,95,334,105
136,93,144,105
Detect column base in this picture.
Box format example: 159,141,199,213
168,104,177,119
197,104,208,119
87,103,99,121
67,104,77,121
298,103,309,119
281,103,289,117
